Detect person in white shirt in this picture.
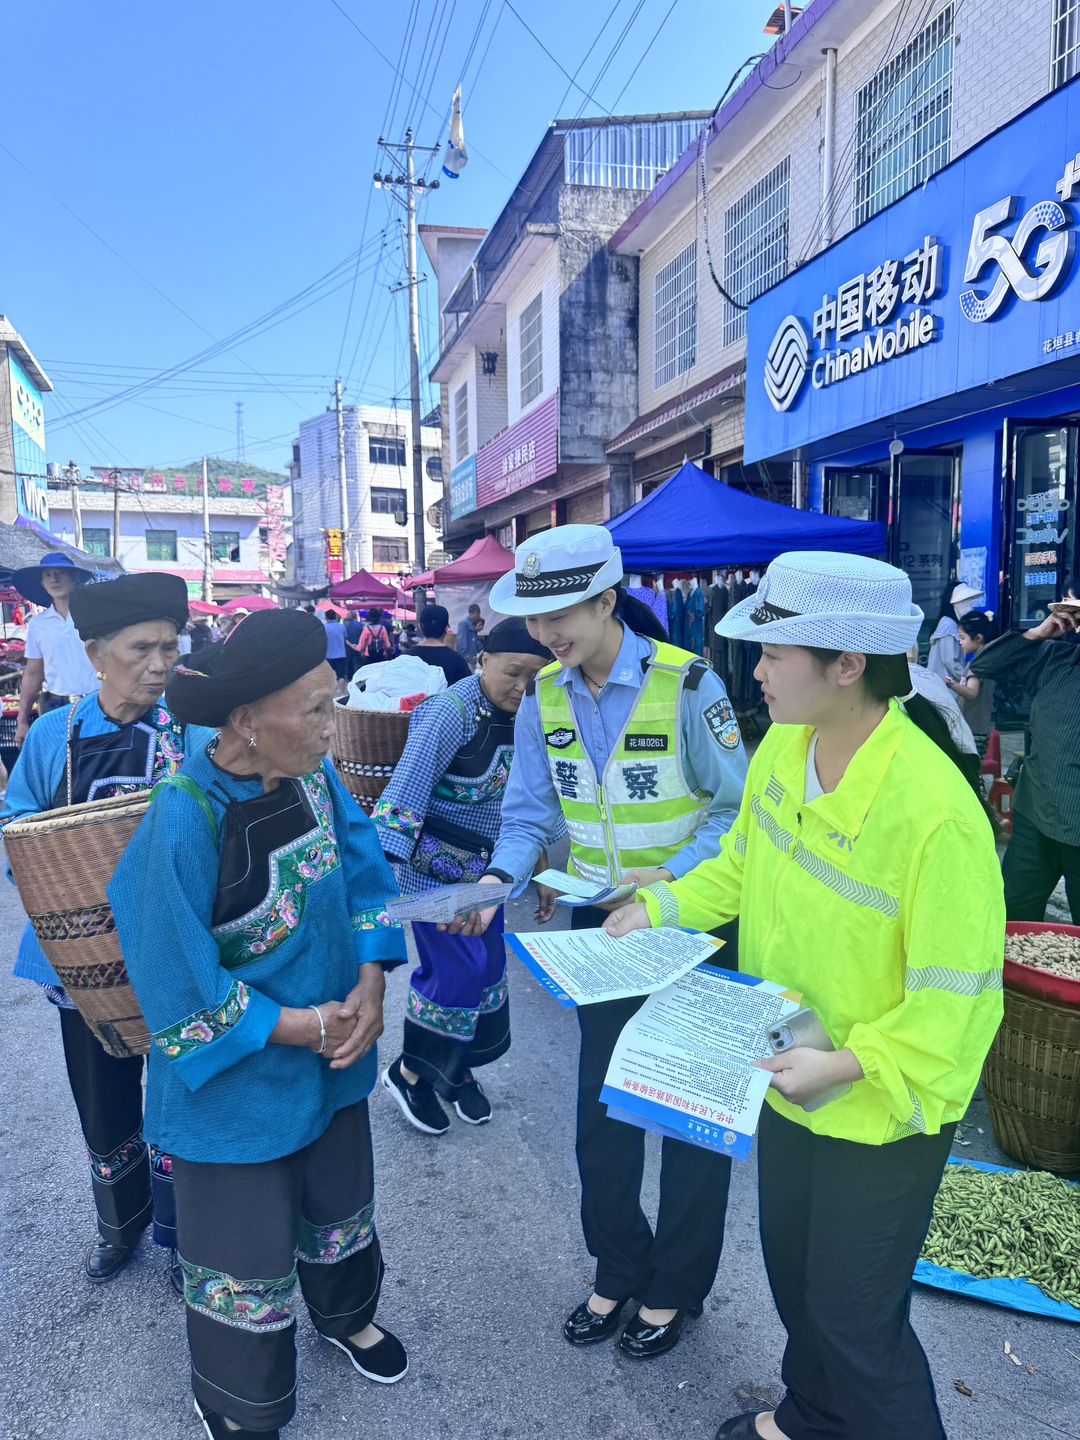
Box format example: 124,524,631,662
13,552,101,744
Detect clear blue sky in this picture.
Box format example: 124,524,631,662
3,0,776,475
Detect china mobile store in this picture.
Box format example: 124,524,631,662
744,75,1080,640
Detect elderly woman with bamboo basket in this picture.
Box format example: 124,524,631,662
107,609,409,1440
2,572,208,1285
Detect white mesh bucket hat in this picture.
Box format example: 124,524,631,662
489,525,623,616
715,551,924,653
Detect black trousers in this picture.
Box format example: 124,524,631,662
58,1006,175,1249
758,1104,955,1440
1002,810,1080,924
173,1100,383,1433
571,906,732,1310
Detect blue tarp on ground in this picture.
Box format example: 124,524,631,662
604,460,886,571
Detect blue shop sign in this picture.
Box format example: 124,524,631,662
449,453,477,521
745,77,1080,463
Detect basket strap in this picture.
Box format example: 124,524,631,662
151,773,219,845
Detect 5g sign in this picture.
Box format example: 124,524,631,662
960,195,1074,323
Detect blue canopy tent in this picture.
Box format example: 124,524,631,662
604,460,885,570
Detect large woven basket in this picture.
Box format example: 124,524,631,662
4,791,152,1058
331,704,411,812
983,922,1080,1176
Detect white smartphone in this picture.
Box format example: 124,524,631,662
764,1007,852,1112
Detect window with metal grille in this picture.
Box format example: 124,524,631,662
1053,0,1080,86
563,119,703,189
373,537,408,564
369,434,406,467
371,487,407,519
453,383,469,464
519,293,544,409
654,242,698,388
853,7,953,227
81,528,110,558
211,530,240,562
145,529,177,562
723,159,790,346
426,455,443,479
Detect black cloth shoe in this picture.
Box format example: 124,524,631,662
323,1327,408,1384
563,1296,629,1346
714,1413,766,1440
194,1397,279,1439
618,1302,704,1359
382,1058,449,1135
85,1236,136,1283
453,1072,492,1125
169,1250,184,1297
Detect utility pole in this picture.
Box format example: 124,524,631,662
334,378,351,578
376,130,440,575
110,468,121,560
66,462,83,550
201,456,213,602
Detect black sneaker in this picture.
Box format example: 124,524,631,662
194,1397,278,1439
453,1072,492,1125
324,1326,409,1384
381,1057,449,1135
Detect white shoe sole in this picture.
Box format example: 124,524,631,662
453,1100,491,1125
324,1333,409,1384
380,1068,448,1136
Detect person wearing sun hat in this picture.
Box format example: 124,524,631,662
604,551,1004,1440
107,608,410,1440
2,571,210,1288
926,578,985,683
12,551,101,743
452,523,749,1360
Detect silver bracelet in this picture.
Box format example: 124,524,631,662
309,1004,327,1054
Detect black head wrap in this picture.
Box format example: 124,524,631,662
480,617,553,661
166,609,328,727
69,572,190,641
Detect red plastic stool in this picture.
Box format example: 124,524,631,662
980,728,1002,779
988,775,1013,834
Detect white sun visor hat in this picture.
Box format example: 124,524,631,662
489,525,624,616
950,581,985,609
716,551,924,654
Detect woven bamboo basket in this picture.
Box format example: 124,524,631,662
331,704,411,812
4,791,152,1058
983,922,1080,1176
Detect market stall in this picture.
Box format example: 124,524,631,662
431,534,514,632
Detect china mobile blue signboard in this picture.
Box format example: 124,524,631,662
449,454,477,522
744,77,1080,463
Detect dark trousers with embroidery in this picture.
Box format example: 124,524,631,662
58,1006,175,1249
758,1104,954,1440
173,1100,383,1433
571,906,733,1310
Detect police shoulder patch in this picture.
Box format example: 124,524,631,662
702,697,741,751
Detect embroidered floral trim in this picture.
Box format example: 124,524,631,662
414,833,488,884
433,746,514,806
406,986,478,1039
153,981,250,1060
87,1131,146,1182
371,800,424,834
351,907,399,932
479,977,508,1014
149,1145,173,1179
296,1203,375,1264
213,773,341,968
86,706,187,802
180,1258,296,1332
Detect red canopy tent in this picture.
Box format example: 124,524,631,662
189,599,229,616
432,534,514,583
327,569,397,602
223,594,279,613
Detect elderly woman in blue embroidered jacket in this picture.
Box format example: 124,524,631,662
108,610,409,1440
373,617,555,1136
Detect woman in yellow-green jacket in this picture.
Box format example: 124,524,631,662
607,552,1005,1440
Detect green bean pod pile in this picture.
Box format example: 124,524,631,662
920,1164,1080,1308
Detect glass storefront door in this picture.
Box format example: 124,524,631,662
891,450,960,649
1003,420,1079,629
822,465,889,524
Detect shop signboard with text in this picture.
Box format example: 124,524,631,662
324,527,343,580
449,454,477,521
8,355,49,527
745,77,1080,463
476,392,558,509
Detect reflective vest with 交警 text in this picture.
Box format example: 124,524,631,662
536,641,715,886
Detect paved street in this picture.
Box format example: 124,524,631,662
1,849,1078,1440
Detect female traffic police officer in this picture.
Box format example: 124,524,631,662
453,524,748,1359
607,552,1004,1440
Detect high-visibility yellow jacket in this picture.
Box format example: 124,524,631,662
641,700,1005,1145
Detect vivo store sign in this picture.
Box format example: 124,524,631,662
745,80,1080,461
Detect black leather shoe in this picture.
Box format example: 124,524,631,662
617,1301,704,1359
85,1236,136,1283
169,1250,184,1297
194,1397,279,1440
563,1296,629,1346
714,1413,766,1440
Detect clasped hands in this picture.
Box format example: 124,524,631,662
290,962,385,1070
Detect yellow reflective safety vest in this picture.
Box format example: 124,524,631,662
536,640,714,887
641,700,1005,1146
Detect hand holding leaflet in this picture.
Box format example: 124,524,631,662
531,868,637,909
385,881,514,924
506,926,722,1005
